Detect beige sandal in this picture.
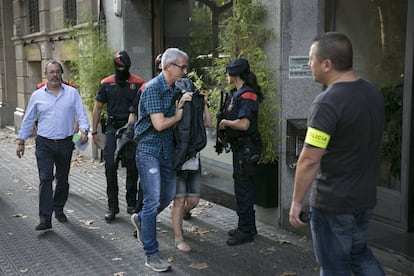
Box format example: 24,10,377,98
175,240,191,252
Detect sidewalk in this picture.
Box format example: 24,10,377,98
0,128,404,276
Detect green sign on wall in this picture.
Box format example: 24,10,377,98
289,56,312,79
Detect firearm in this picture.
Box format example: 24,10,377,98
215,88,230,155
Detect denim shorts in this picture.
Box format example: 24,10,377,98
175,168,201,198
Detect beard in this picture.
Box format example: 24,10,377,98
48,78,62,88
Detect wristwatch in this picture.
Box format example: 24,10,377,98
80,129,88,135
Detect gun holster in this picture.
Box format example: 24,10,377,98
107,116,128,130
236,146,260,177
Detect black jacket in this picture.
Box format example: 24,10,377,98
114,121,136,166
173,79,207,171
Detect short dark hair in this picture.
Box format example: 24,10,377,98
312,32,353,71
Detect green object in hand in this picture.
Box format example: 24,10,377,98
72,133,81,143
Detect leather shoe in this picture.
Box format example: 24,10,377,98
104,209,119,221
35,220,52,231
226,231,254,246
55,213,68,223
228,227,257,237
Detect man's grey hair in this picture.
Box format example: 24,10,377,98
161,48,188,70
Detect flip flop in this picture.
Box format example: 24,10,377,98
175,240,191,252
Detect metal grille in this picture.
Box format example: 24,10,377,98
29,0,39,33
64,0,77,26
286,119,307,169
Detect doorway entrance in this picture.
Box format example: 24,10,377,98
327,0,413,230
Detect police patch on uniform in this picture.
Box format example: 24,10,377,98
304,127,330,149
241,92,257,101
130,83,136,90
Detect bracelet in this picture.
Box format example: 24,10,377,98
91,131,98,136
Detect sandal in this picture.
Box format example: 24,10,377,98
175,240,191,252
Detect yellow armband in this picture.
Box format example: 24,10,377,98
304,127,330,149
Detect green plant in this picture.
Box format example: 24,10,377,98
187,70,207,92
68,19,114,112
208,0,279,164
381,84,403,181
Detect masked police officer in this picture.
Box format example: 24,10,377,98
218,57,263,245
92,50,145,222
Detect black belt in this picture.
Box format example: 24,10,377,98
38,135,73,142
108,118,128,129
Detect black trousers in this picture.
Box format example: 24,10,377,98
35,136,74,220
232,150,257,233
104,126,138,210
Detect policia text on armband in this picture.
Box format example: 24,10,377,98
304,127,331,149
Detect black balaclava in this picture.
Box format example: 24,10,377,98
114,50,131,85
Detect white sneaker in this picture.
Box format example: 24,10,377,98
145,254,172,272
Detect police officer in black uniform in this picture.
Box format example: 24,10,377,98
218,57,263,245
92,50,145,221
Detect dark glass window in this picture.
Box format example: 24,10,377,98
64,0,77,26
327,0,407,191
29,0,39,33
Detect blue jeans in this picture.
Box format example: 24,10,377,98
310,207,385,276
135,151,176,256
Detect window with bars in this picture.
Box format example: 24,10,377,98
29,0,39,33
64,0,77,26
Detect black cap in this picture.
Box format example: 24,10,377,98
114,50,131,68
226,58,250,76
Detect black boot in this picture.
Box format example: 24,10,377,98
226,230,254,246
127,206,135,214
228,227,257,237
